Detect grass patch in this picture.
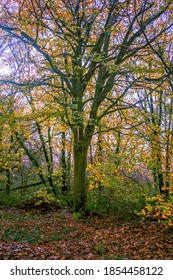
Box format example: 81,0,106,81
1,228,42,243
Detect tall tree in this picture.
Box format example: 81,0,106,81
0,0,172,212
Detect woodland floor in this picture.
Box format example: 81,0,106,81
0,207,173,260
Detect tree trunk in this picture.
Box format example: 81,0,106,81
67,151,71,192
61,131,68,194
156,153,168,198
6,169,11,195
96,127,104,192
73,147,88,213
158,171,164,194
73,122,95,213
152,167,158,194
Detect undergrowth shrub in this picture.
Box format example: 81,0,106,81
0,191,21,206
33,188,59,205
19,188,60,210
87,161,149,217
137,194,173,227
59,193,74,208
87,186,146,217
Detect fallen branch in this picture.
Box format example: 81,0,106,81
0,180,48,192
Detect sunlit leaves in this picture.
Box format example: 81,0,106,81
138,193,173,227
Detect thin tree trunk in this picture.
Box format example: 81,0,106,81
96,126,103,192
6,169,11,195
67,151,71,192
158,171,164,195
61,131,68,193
36,123,56,195
165,142,170,198
15,132,48,189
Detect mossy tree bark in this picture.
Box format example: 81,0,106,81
73,146,88,213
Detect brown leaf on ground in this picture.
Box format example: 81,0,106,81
0,208,172,260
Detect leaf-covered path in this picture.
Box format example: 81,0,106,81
0,208,172,260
